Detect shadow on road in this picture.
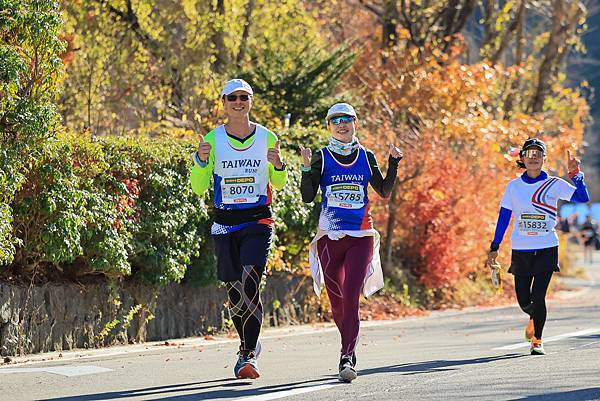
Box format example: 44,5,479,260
508,387,600,401
358,353,525,376
38,354,525,401
38,376,341,401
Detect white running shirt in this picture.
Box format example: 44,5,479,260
500,175,576,250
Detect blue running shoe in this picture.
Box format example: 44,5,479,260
234,351,260,379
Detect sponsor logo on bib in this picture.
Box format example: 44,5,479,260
224,177,255,184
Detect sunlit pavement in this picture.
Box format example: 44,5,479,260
2,251,599,401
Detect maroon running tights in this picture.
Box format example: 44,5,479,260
317,235,374,357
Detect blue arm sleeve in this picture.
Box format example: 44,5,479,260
491,207,512,250
569,173,590,203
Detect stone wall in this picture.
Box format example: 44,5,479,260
0,274,319,356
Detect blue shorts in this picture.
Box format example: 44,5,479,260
212,224,273,282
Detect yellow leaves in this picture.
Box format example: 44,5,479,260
430,189,445,201
398,28,411,40
181,0,199,21
494,0,515,32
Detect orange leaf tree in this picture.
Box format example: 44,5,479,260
350,41,588,293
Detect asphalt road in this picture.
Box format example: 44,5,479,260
2,251,599,401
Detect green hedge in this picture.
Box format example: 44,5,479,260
1,126,327,285
4,135,209,284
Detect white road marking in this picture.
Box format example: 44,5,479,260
0,365,112,377
493,328,600,350
237,381,341,401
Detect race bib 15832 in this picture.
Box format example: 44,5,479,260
518,213,550,236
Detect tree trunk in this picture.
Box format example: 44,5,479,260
211,0,229,73
95,0,185,117
383,180,399,276
489,0,526,64
382,0,399,50
530,0,582,113
503,3,526,115
236,0,255,66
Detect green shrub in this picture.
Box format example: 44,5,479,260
6,135,212,284
1,0,65,265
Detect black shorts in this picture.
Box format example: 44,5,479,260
508,246,559,277
213,224,273,282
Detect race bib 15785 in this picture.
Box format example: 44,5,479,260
325,183,365,209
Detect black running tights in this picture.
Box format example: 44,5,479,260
514,271,553,339
226,264,264,353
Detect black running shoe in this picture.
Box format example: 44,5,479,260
338,355,357,383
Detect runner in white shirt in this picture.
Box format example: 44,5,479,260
487,138,590,355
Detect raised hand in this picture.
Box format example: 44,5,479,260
268,140,283,169
567,150,580,175
197,134,211,163
299,145,312,168
389,143,403,159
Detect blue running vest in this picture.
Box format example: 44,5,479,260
319,147,373,231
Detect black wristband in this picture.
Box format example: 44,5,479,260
490,242,499,252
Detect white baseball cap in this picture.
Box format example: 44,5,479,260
221,79,253,97
326,103,357,121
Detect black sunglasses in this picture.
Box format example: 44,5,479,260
224,94,251,102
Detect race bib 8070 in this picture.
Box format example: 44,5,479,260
221,176,260,204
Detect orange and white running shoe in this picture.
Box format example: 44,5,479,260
530,337,545,355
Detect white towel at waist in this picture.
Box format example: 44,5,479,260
308,228,384,298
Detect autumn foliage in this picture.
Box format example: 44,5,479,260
3,0,591,310
347,38,588,294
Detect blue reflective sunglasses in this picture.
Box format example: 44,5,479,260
329,115,355,125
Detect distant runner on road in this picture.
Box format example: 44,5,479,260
580,215,599,264
300,103,402,382
487,138,590,355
